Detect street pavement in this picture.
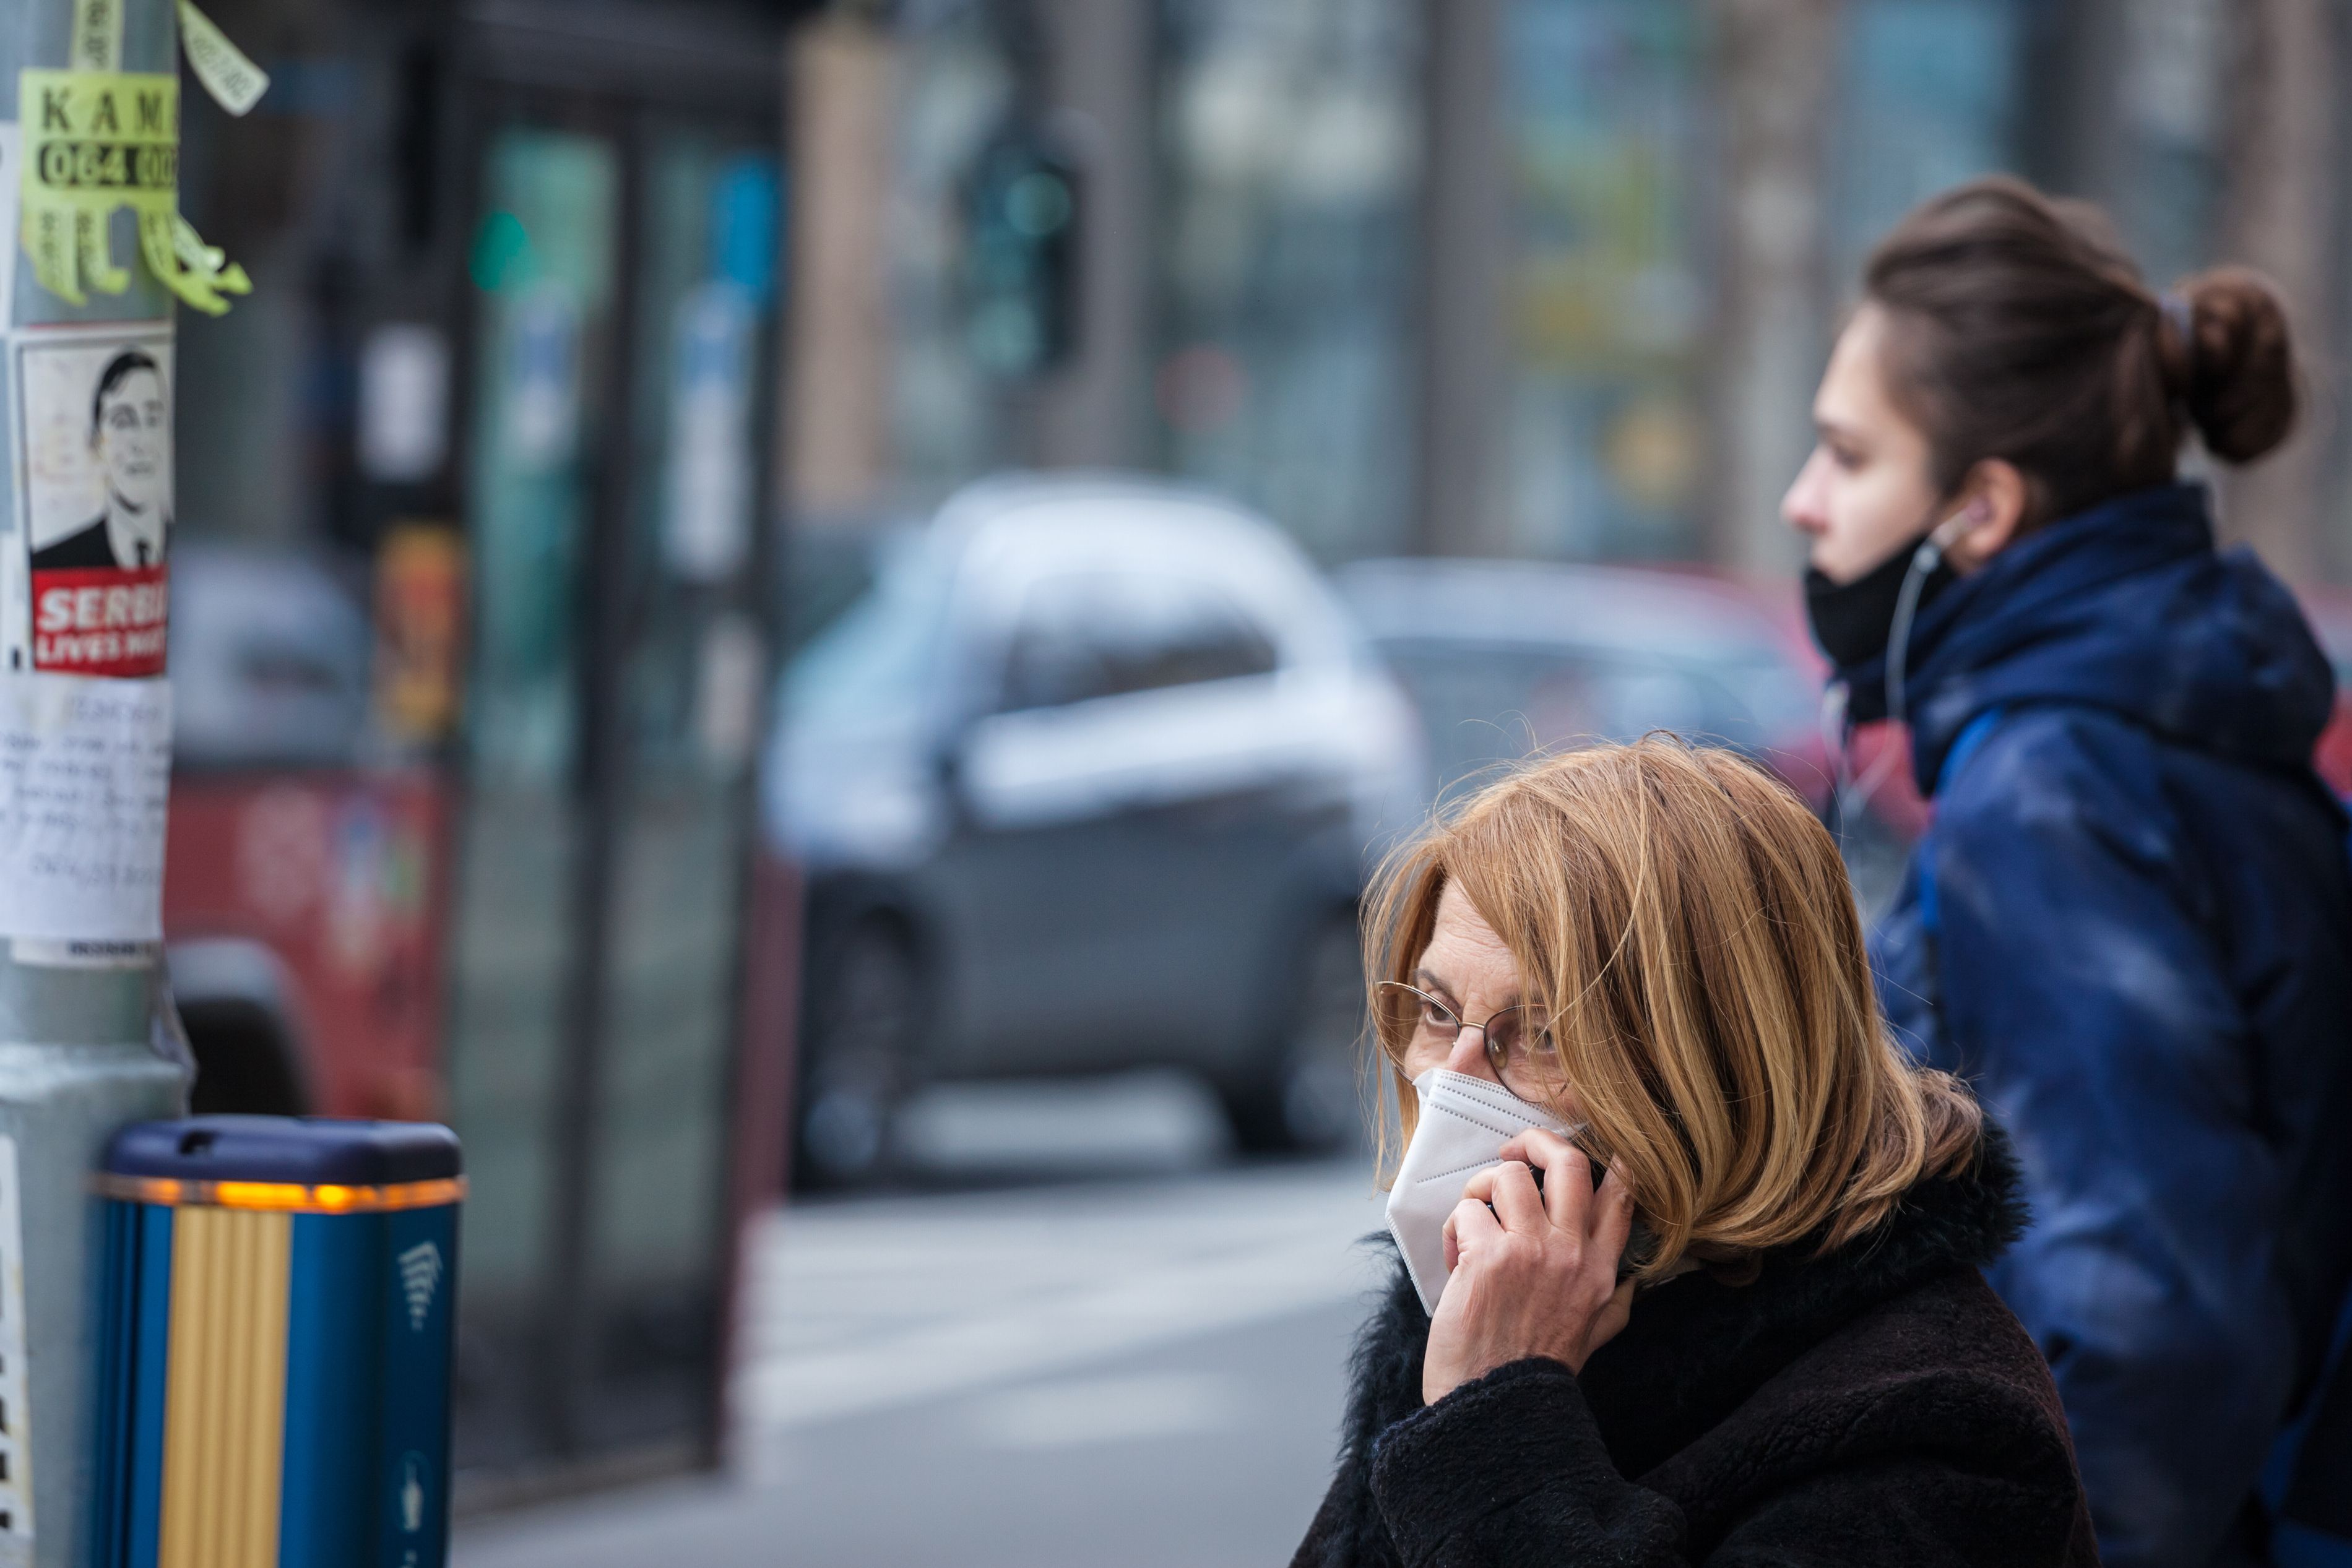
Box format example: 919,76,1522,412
454,1078,1393,1568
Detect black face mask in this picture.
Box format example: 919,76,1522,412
1804,532,1955,669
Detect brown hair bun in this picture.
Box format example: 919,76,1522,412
2174,267,2298,463
1865,176,2300,528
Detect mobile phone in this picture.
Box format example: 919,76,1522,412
1510,1161,1651,1280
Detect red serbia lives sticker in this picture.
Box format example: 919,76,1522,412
32,564,168,676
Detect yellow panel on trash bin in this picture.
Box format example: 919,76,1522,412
158,1206,291,1568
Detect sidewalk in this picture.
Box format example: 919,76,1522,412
456,1158,1388,1567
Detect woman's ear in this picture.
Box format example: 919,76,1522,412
1940,459,2030,572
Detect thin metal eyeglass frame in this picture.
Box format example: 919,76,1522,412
1375,981,1551,1088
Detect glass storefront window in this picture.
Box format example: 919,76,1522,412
597,131,780,1305
1829,0,2028,293
447,126,620,1317
1154,0,1421,562
1501,0,1707,562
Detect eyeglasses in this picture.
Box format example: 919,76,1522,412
1377,981,1564,1100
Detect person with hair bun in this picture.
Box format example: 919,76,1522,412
1783,175,2352,1568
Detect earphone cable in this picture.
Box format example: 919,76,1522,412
1828,535,1948,834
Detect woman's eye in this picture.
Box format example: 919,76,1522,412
1418,999,1451,1029
1830,443,1863,472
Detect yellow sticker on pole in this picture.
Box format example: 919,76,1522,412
175,1,268,116
144,209,247,305
17,70,249,314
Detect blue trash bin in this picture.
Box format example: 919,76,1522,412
90,1116,462,1568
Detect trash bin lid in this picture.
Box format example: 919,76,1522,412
103,1116,462,1185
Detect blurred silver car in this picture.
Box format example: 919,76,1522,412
1338,558,1833,813
766,474,1421,1184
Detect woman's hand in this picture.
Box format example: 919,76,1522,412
1422,1128,1637,1405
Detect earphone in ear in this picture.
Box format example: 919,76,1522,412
1885,498,1994,733
1929,498,1994,552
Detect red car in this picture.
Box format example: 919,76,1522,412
162,544,452,1121
1338,558,1840,817
2299,588,2352,796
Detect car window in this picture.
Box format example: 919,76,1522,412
784,547,951,725
997,571,1279,712
1699,650,1818,748
1373,643,1598,791
1376,638,1807,799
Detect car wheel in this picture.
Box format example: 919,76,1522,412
792,917,925,1191
1219,914,1367,1156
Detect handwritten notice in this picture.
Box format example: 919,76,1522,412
0,672,170,942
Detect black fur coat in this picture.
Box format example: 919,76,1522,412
1292,1135,2099,1567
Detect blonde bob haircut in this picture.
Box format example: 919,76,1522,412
1365,738,1982,1283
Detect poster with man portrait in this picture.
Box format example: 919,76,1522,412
15,332,173,679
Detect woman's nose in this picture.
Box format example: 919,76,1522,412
1781,449,1830,535
1443,1025,1498,1082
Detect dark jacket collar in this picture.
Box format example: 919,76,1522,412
1332,1128,2028,1515
1576,1127,2026,1475
1832,483,2335,794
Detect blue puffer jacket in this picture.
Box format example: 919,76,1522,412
1857,483,2352,1568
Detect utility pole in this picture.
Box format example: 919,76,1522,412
1705,0,1841,575
1031,0,1150,472
0,0,258,1559
781,4,894,528
1411,0,1507,558
2217,0,2338,583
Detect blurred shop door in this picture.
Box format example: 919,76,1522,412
443,104,779,1476
446,121,620,1473
586,134,777,1454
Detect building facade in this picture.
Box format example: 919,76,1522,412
788,0,2346,582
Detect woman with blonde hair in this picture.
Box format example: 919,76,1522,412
1292,739,2095,1567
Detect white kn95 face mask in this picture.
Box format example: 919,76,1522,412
1384,1067,1578,1314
